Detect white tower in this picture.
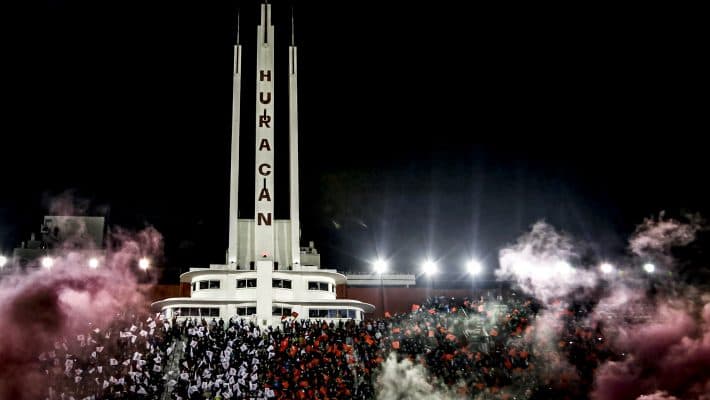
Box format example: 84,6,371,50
254,3,275,261
254,3,275,327
227,13,242,267
152,4,376,326
289,11,301,268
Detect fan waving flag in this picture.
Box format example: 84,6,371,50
291,311,299,318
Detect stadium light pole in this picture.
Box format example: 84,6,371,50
467,259,483,299
373,259,388,318
467,259,482,275
643,263,655,274
139,257,150,271
88,258,99,269
0,255,7,268
422,259,437,298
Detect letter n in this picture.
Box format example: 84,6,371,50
257,212,272,226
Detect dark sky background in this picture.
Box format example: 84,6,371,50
1,1,707,283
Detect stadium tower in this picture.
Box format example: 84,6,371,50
153,3,375,327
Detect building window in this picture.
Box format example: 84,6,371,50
249,261,255,270
192,282,196,292
308,281,330,291
272,279,292,289
236,306,257,316
237,279,257,289
272,306,293,316
198,280,220,289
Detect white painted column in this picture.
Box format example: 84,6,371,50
256,260,273,328
254,4,275,261
227,39,242,267
254,4,275,328
289,44,300,268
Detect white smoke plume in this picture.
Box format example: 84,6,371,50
376,354,459,400
496,221,597,304
636,391,680,400
628,212,703,266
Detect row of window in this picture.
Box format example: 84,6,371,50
175,307,220,317
308,309,360,319
173,306,361,320
192,279,331,291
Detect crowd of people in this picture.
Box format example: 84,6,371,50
39,295,618,399
40,312,175,399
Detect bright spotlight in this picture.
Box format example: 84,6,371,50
0,255,7,268
422,260,438,275
139,257,150,270
88,258,99,269
42,256,54,269
643,263,655,273
373,259,388,274
600,262,614,274
466,260,482,275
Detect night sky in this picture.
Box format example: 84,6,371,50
1,1,706,283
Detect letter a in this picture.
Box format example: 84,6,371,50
259,139,271,151
258,187,271,202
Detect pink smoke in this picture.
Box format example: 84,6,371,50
592,301,710,400
0,226,162,400
628,212,703,266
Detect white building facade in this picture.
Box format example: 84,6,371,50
152,4,374,326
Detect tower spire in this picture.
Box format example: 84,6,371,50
227,8,243,266
289,7,300,267
291,6,295,46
